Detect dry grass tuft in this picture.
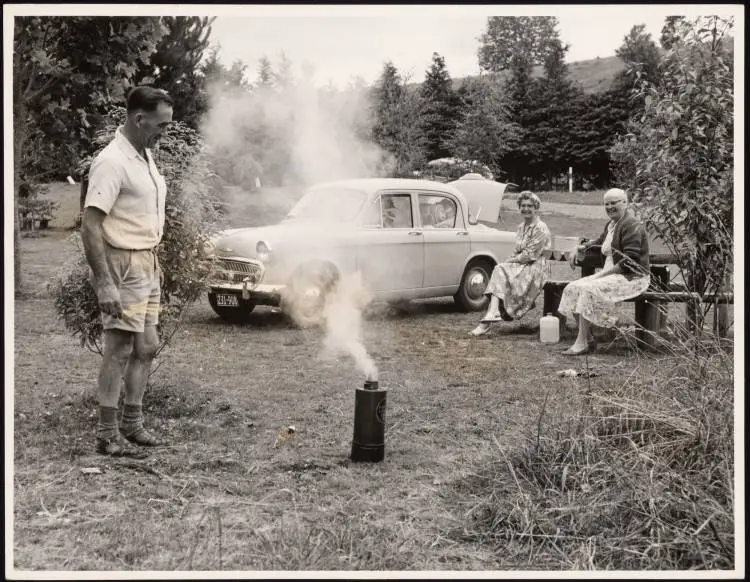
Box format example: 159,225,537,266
455,325,735,570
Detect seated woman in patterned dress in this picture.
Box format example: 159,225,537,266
469,191,552,337
558,188,651,355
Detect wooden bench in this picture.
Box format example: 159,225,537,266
541,247,733,349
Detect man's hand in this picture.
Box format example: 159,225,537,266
96,281,123,319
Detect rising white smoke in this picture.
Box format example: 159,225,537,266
201,72,393,189
200,62,388,379
288,79,391,185
320,271,378,381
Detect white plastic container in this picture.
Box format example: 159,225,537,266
540,313,560,344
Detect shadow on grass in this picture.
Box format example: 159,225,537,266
195,299,471,329
367,299,467,320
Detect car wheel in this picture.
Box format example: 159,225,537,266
454,258,494,311
208,292,257,323
282,262,339,328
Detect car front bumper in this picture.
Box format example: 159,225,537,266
208,281,286,306
207,255,288,305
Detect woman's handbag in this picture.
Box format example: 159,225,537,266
576,238,605,269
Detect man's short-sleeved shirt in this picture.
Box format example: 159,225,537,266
84,126,167,250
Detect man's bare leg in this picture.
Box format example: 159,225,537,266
95,329,149,457
120,325,164,446
97,329,134,437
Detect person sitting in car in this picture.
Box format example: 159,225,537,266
382,197,411,228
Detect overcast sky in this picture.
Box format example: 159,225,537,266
205,5,738,88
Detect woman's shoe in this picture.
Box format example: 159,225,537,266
561,343,593,356
469,323,491,337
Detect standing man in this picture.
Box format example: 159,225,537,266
81,86,173,458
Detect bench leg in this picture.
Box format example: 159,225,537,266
543,283,568,334
543,288,562,316
635,299,662,350
543,282,569,312
715,303,730,338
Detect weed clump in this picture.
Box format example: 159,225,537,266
460,331,734,570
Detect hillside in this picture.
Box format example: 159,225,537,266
564,55,627,93
449,55,626,94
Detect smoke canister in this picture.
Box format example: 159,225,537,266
540,313,561,344
350,379,387,462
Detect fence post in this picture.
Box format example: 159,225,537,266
568,166,573,193
715,269,731,338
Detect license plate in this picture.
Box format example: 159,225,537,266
216,294,239,307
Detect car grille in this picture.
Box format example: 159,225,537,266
212,258,264,284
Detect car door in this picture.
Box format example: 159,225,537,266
356,191,424,292
419,192,470,289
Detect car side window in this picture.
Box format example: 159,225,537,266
419,194,457,229
381,193,413,229
362,198,381,227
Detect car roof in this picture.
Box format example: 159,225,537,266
310,178,466,201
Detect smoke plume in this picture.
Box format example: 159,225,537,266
200,65,388,379
200,74,393,189
320,272,378,381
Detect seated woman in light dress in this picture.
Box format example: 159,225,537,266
469,191,552,336
558,188,651,355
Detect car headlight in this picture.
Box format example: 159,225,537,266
256,240,273,262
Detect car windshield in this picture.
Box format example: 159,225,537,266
285,187,367,223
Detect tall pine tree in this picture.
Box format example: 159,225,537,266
477,16,564,185
148,16,215,129
446,76,522,180
592,24,663,186
419,53,460,161
371,62,428,177
523,39,586,188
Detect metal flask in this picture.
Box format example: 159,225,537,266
350,379,387,463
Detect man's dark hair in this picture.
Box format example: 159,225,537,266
126,86,173,114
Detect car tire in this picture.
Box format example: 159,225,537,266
454,258,494,312
208,292,257,323
282,262,339,328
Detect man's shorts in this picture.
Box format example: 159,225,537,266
93,243,161,333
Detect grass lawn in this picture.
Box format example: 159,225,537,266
504,189,607,206
10,183,734,571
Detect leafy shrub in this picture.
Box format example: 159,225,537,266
610,16,734,331
48,246,103,352
51,107,221,355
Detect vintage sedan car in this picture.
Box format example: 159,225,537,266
204,178,519,325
